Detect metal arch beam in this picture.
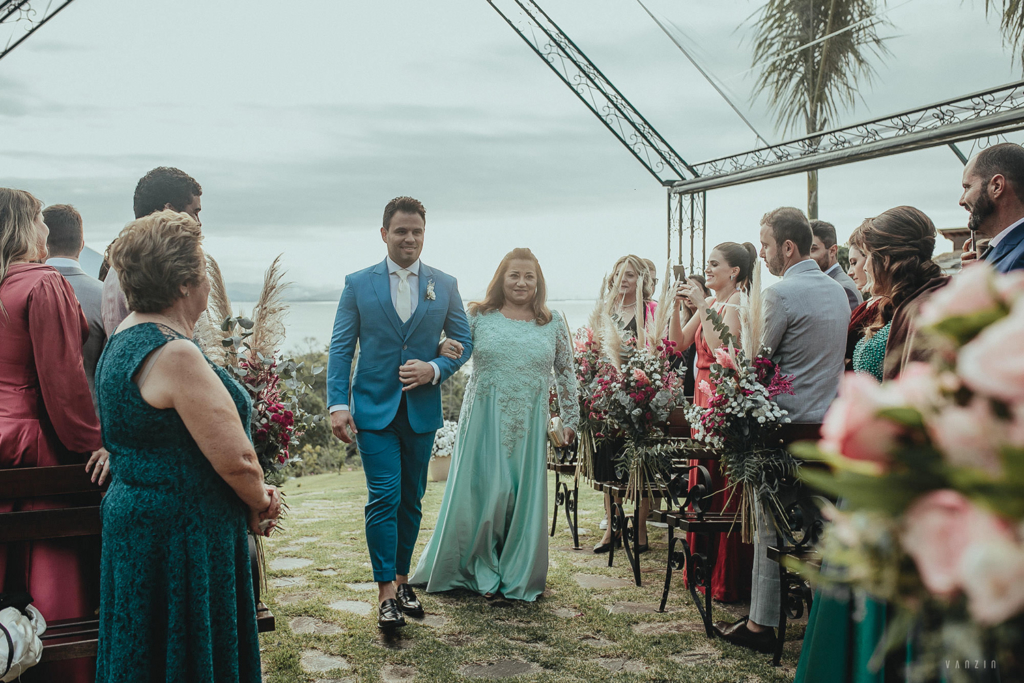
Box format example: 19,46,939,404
672,78,1024,194
0,0,79,63
486,0,696,184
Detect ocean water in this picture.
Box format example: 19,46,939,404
234,299,598,353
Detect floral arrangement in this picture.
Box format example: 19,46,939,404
563,325,603,474
431,420,458,460
589,338,687,498
683,309,795,540
793,264,1024,680
196,255,322,485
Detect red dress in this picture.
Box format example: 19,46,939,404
685,304,754,603
0,263,103,682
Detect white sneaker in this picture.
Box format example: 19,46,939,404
599,518,608,530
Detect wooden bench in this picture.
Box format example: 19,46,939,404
0,464,274,667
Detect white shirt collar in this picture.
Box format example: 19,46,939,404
989,215,1024,249
386,256,420,276
825,262,841,276
46,257,80,269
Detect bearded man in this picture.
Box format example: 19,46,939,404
959,142,1024,273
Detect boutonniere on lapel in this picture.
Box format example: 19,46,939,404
426,279,436,301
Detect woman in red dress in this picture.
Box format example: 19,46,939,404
0,188,105,683
668,242,758,603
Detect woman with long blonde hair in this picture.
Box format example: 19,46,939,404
0,188,105,683
592,254,659,554
411,248,579,601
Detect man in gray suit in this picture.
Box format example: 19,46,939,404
810,219,862,311
716,207,850,652
44,204,106,400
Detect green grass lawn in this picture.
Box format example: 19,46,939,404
258,471,803,682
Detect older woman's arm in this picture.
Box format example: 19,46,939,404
138,340,278,523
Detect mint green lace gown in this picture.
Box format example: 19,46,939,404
411,311,579,601
94,323,261,683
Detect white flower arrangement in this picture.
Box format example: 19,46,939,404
431,419,458,460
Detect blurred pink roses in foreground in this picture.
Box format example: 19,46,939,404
959,302,1024,403
819,373,905,468
901,490,1014,599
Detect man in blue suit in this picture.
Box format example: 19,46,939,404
959,142,1024,273
327,196,472,629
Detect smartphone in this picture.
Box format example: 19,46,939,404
672,264,687,282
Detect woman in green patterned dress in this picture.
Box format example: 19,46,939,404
93,211,282,683
796,206,946,683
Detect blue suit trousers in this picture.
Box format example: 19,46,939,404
356,398,436,582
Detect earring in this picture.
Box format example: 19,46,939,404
185,290,190,297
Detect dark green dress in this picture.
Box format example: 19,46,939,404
94,323,261,683
795,323,893,683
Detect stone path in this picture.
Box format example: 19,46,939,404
259,471,802,682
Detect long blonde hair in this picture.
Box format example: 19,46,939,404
1,188,43,313
469,247,552,325
605,254,654,303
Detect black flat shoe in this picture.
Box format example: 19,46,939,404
593,534,622,554
396,584,424,618
378,598,406,630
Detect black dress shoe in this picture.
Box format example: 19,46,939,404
378,598,406,630
396,584,424,618
593,533,622,554
715,616,775,653
634,544,650,554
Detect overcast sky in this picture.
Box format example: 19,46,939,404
2,0,1022,299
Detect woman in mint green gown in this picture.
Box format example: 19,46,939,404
411,248,579,602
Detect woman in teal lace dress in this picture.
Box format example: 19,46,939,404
796,206,946,683
93,211,281,683
412,248,579,601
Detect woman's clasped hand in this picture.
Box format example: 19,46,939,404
250,485,283,537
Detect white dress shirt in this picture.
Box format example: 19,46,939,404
329,257,440,414
45,257,81,269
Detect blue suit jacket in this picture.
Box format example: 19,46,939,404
988,221,1024,273
326,259,473,433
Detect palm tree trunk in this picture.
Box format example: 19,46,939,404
807,169,818,219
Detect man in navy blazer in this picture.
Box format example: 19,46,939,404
960,142,1024,273
327,196,472,629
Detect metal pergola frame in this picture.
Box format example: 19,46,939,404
0,0,79,63
489,1,1024,275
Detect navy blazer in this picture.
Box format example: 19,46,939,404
326,259,473,433
987,220,1024,273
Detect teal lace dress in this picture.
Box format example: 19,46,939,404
94,323,261,683
796,321,895,683
411,310,580,601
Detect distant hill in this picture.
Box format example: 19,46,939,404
226,282,341,303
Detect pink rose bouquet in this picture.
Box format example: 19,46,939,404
795,263,1024,677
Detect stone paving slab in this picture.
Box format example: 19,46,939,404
289,616,345,635
381,665,417,682
270,576,307,588
632,620,705,635
328,599,373,616
345,582,376,592
300,649,351,673
269,557,313,571
573,573,633,590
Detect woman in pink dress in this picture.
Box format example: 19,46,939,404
0,188,105,683
668,241,757,603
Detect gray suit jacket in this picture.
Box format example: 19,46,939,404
52,263,107,398
763,259,851,424
826,264,863,311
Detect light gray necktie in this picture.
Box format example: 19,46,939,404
396,269,412,322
